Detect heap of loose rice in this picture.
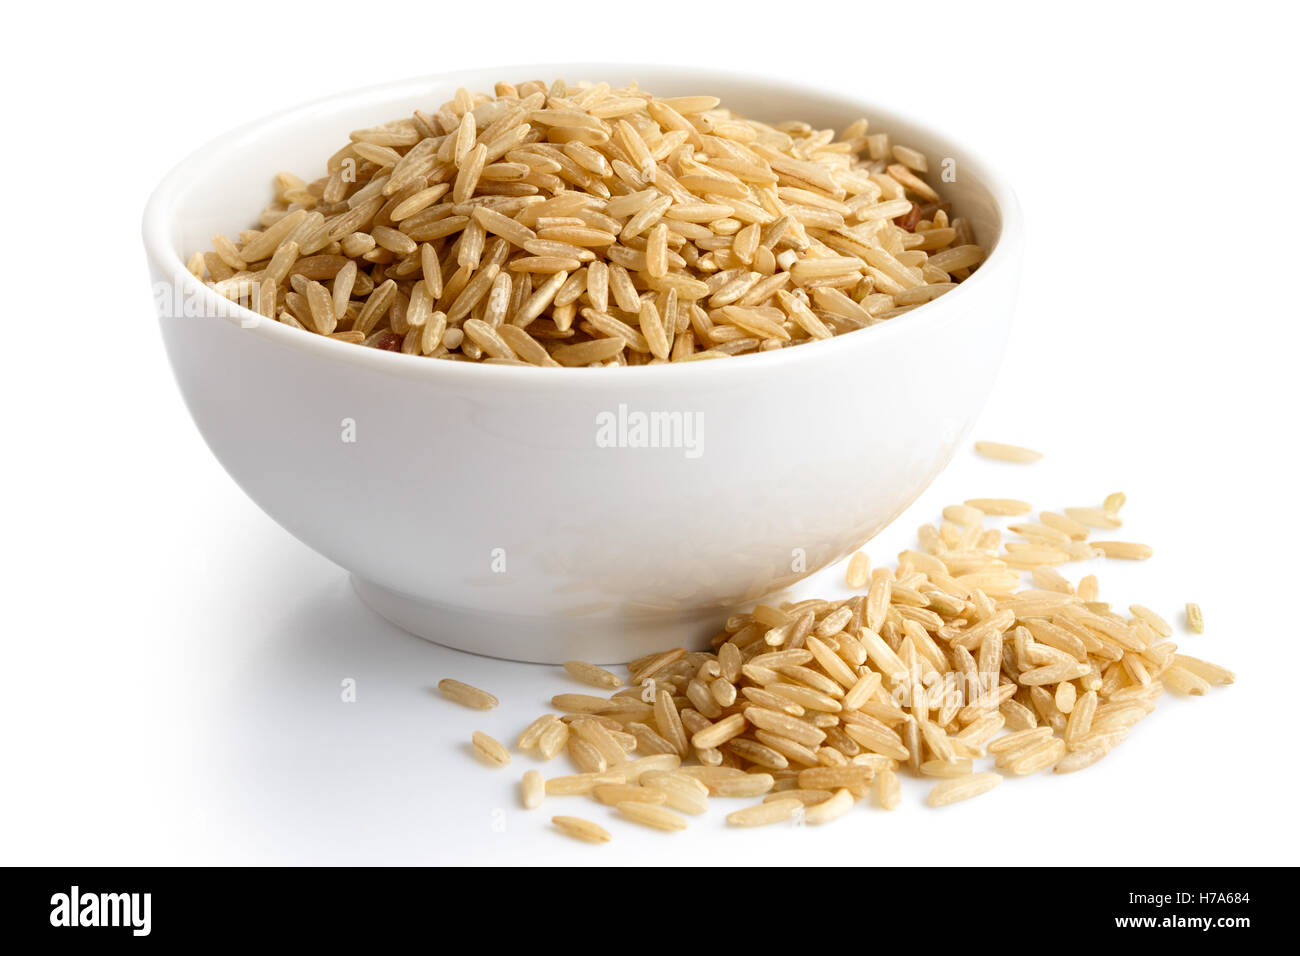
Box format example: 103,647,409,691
191,79,981,366
486,494,1231,838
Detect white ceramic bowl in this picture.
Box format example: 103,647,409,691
143,64,1022,663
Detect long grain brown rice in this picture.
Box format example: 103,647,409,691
802,788,854,824
438,678,498,710
726,797,803,827
616,801,689,831
974,441,1042,463
471,730,511,767
194,80,981,366
446,485,1230,839
1091,541,1154,560
552,815,612,843
593,783,665,806
563,659,624,689
927,773,1002,806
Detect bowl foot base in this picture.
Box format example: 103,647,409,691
349,575,725,665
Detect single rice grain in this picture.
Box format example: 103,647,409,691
552,815,611,844
802,787,855,825
727,798,803,827
875,769,901,810
471,731,510,767
563,660,624,690
927,773,1002,807
438,678,498,710
964,498,1032,516
616,801,689,831
521,769,544,809
974,441,1042,463
1092,541,1153,560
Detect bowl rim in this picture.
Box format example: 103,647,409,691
143,61,1023,386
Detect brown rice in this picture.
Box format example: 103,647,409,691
449,488,1230,838
927,773,1002,806
726,797,803,827
551,815,612,843
616,801,689,831
438,678,498,710
563,659,624,689
974,441,1042,463
471,730,511,767
521,769,545,809
194,80,981,367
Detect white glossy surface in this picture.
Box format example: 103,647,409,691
144,66,1022,662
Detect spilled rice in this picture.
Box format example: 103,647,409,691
450,491,1231,841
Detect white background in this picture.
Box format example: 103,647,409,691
2,1,1296,865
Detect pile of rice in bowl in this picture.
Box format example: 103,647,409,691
191,79,982,366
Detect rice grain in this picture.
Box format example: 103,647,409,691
927,773,1002,807
974,441,1042,463
521,769,545,809
1092,541,1153,560
438,678,498,710
471,731,510,767
563,660,624,690
802,788,855,825
727,798,803,827
616,801,689,831
552,815,612,844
